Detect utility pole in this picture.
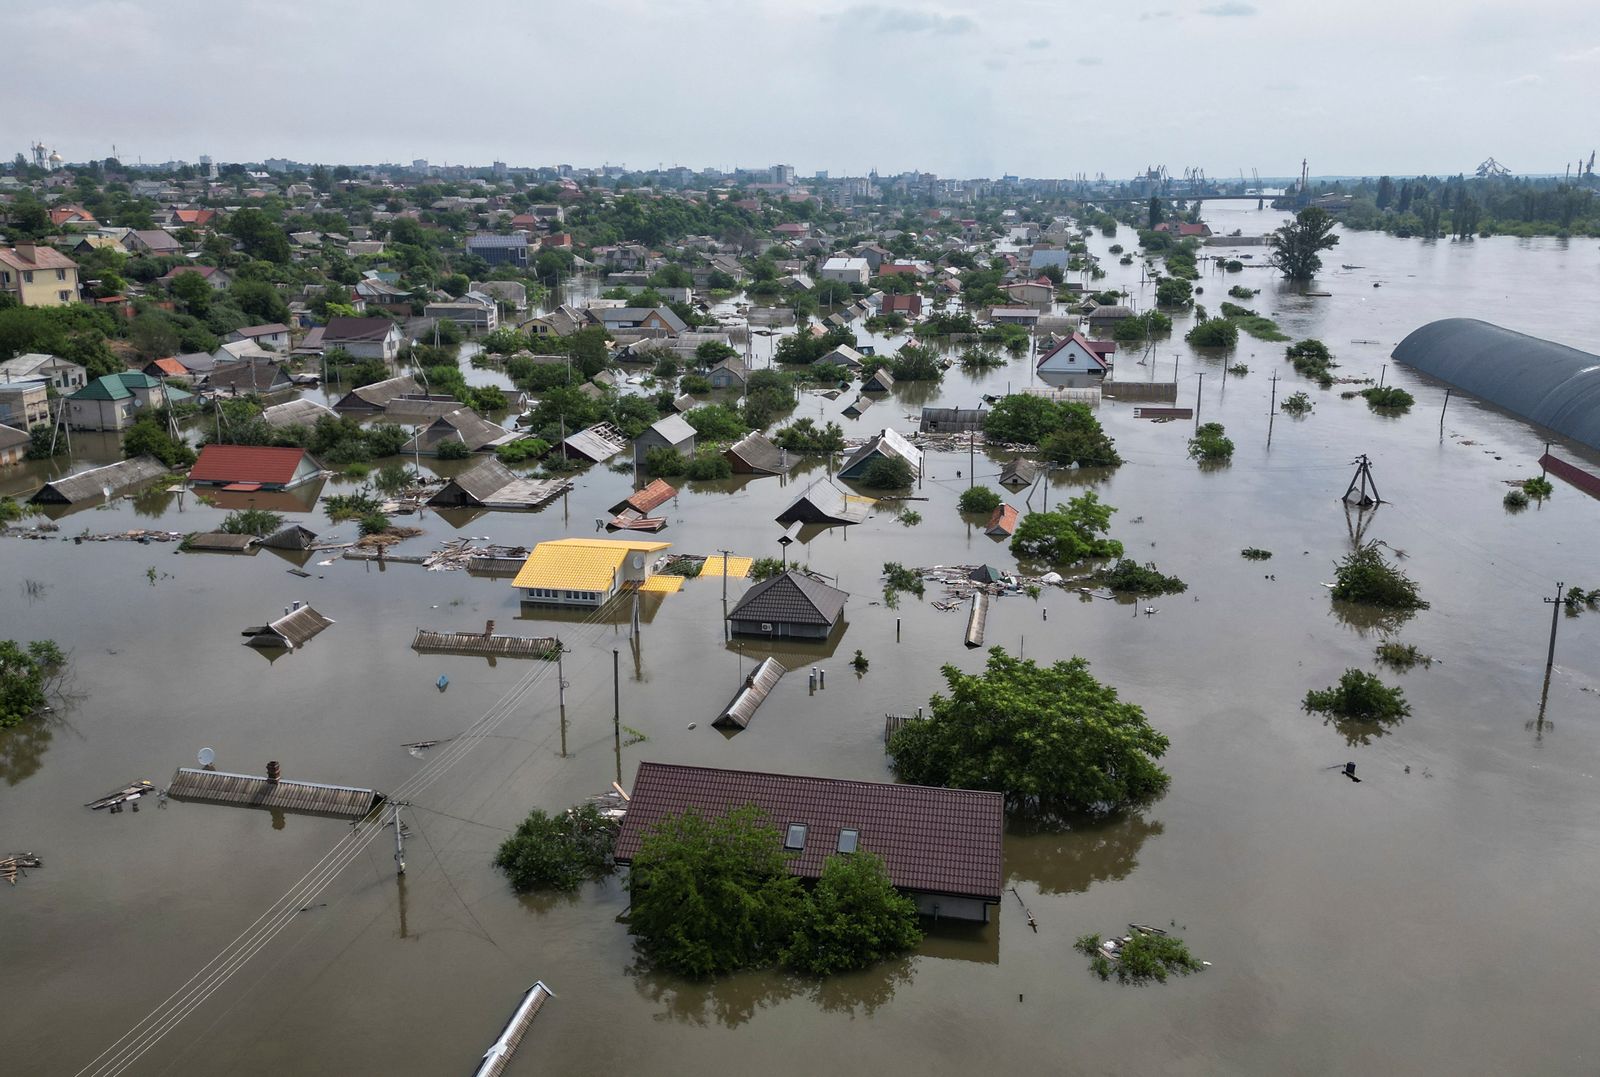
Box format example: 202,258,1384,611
1439,388,1451,435
612,648,622,785
1268,371,1279,413
391,801,406,876
1194,372,1204,430
1544,581,1565,677
1342,454,1382,508
556,642,568,757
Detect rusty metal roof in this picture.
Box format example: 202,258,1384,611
614,761,1004,902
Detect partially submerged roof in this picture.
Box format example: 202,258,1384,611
728,570,847,627
262,398,336,429
775,480,874,526
30,456,168,504
839,428,923,479
725,431,793,474
333,374,421,411
642,413,696,446
1393,318,1600,451
562,422,628,462
510,537,670,592
323,316,397,342
614,761,1005,902
985,503,1019,536
166,767,378,819
244,604,334,649
613,478,676,515
190,444,320,486
715,657,786,730
184,532,258,553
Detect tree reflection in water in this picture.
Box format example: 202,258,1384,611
1330,599,1416,638
628,953,916,1028
0,719,53,786
1004,810,1164,895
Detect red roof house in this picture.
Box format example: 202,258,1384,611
188,444,324,490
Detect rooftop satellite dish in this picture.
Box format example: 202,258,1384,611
631,554,645,570
197,747,216,767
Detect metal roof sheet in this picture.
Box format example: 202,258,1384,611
510,538,671,592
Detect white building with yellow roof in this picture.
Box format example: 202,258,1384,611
512,537,671,608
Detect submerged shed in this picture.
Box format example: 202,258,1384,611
714,657,787,730
184,531,258,553
998,458,1037,488
242,604,334,649
30,455,168,505
561,422,628,462
984,504,1019,536
920,406,985,434
724,431,793,475
261,524,319,550
1392,318,1600,451
167,766,379,819
775,481,874,526
426,456,569,510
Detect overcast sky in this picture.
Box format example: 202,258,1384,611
9,0,1600,180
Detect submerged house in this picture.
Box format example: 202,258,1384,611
724,431,793,475
775,481,874,526
562,422,629,462
189,445,324,490
401,408,514,456
30,456,169,505
919,407,985,434
511,537,670,607
425,456,569,510
1035,333,1113,377
633,413,696,467
837,428,923,481
727,570,847,639
614,761,1005,922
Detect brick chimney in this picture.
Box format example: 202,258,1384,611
13,242,37,263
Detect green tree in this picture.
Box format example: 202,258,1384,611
857,455,914,489
229,280,291,325
888,648,1170,813
626,806,804,978
226,207,291,263
493,804,620,892
123,415,195,467
1187,422,1234,461
958,486,1002,514
683,403,748,442
781,853,922,976
0,639,67,728
1147,197,1163,230
168,269,213,315
1154,277,1192,307
1269,206,1341,281
219,508,283,536
1009,492,1123,564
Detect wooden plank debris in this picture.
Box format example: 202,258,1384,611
411,628,560,659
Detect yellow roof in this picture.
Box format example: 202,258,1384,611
511,538,671,591
638,574,685,594
698,554,752,579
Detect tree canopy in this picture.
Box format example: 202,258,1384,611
0,639,66,728
1009,491,1123,564
888,648,1170,814
1269,207,1340,281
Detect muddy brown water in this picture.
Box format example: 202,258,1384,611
5,205,1600,1074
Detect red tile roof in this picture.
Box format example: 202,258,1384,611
190,444,314,486
173,208,216,226
146,358,188,376
614,761,1004,902
622,478,676,515
985,503,1019,536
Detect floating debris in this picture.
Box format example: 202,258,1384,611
86,780,156,811
2,853,42,885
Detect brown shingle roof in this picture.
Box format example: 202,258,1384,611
614,762,1004,902
728,570,846,627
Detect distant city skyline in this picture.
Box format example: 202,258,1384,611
7,0,1600,181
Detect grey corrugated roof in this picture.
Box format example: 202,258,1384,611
466,234,530,248
407,408,510,453
775,480,872,525
334,374,421,411
563,423,628,461
715,657,786,730
614,761,1004,902
262,398,336,429
725,431,793,474
0,423,29,451
1393,318,1600,451
644,413,696,445
431,456,518,503
728,570,847,627
31,456,169,504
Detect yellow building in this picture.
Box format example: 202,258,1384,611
511,538,671,607
0,244,80,307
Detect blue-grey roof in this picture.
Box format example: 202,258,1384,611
1392,319,1600,451
466,234,530,249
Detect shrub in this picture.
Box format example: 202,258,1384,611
1187,422,1234,461
1332,542,1428,610
1185,318,1239,347
958,486,1002,515
1303,669,1411,721
883,561,924,600
1009,492,1123,565
958,346,1004,371
1360,386,1415,411
679,373,712,393
779,852,922,976
1374,641,1433,670
219,508,283,536
493,804,619,892
1286,339,1337,386
644,445,687,476
1504,488,1530,509
1100,931,1205,984
357,511,391,536
749,557,788,581
773,417,845,454
857,455,914,489
1280,391,1313,414
434,439,472,460
1096,560,1187,595
1227,285,1257,299
1521,476,1554,499
1154,277,1192,307
1225,259,1244,272
684,449,733,480
684,403,749,442
898,509,922,526
323,490,382,521
373,462,413,493
0,639,68,728
495,438,550,464
1227,363,1250,376
1241,547,1273,560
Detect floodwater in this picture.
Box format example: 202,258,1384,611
6,205,1600,1075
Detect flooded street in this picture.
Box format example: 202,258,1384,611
6,206,1600,1075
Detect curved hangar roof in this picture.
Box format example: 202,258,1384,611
1392,319,1600,451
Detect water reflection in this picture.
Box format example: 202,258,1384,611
0,719,54,786
627,953,915,1028
130,484,179,518
1004,810,1164,895
1329,599,1416,637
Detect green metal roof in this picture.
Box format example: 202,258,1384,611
71,371,164,401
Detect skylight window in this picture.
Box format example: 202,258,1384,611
784,824,808,850
837,828,859,854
